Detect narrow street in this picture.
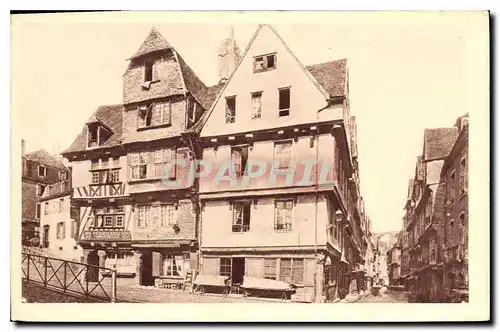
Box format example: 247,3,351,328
354,290,409,303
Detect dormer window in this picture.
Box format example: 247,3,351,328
38,165,46,177
145,61,154,82
254,53,277,73
86,120,112,149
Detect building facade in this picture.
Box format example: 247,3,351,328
387,232,402,286
401,114,468,302
197,25,368,303
442,115,469,302
22,142,69,246
39,178,81,261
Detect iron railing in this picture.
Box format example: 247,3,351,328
21,251,117,302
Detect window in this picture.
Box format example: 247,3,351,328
58,199,64,213
220,258,232,277
275,199,293,231
162,254,188,277
70,220,77,239
60,171,67,181
44,202,49,215
91,205,125,228
91,172,100,184
160,204,176,227
138,105,153,128
253,53,277,73
449,219,455,245
130,148,177,181
232,202,251,232
274,140,292,171
56,222,65,240
225,96,236,123
36,184,46,197
87,124,98,148
278,88,290,117
460,157,467,195
231,146,248,178
279,258,304,285
38,165,46,177
264,259,277,280
137,205,151,228
251,92,262,119
144,61,154,82
150,101,172,127
36,203,41,219
109,169,120,183
449,170,456,205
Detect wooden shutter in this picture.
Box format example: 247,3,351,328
152,252,162,277
303,258,316,286
201,257,220,275
245,258,263,278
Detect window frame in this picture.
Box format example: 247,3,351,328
220,258,232,278
225,96,236,124
160,204,176,227
274,198,294,232
263,258,277,280
136,205,151,228
279,258,304,285
273,139,293,172
232,201,251,233
449,170,457,205
253,53,277,73
90,205,126,229
38,165,47,177
250,91,263,119
129,148,177,182
278,87,291,117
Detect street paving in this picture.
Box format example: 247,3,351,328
354,290,409,303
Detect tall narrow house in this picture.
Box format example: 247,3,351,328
197,25,366,302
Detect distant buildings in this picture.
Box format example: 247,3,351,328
386,232,402,286
21,140,69,246
400,114,469,302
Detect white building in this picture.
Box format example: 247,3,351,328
39,179,82,262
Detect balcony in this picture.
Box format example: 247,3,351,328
73,183,127,199
80,229,132,242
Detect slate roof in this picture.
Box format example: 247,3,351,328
23,149,67,170
62,104,123,155
423,127,459,162
176,53,213,111
306,58,348,98
128,27,172,60
187,82,226,133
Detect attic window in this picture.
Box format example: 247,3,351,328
38,165,46,177
225,96,236,124
145,61,154,82
254,53,277,73
87,123,112,148
278,87,290,117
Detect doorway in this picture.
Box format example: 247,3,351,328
86,250,99,282
140,251,154,286
232,258,245,284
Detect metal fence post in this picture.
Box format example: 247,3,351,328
111,264,117,303
44,256,48,286
63,261,67,292
26,253,30,281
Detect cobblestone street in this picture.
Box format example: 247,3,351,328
354,290,409,303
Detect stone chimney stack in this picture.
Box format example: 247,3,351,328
218,26,241,84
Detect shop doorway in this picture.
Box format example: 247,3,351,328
140,251,154,286
231,258,245,284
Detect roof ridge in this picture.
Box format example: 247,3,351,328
306,58,348,68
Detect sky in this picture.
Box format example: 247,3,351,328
11,12,478,233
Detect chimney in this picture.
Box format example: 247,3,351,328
21,139,25,156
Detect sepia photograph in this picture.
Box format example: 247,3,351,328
10,11,489,322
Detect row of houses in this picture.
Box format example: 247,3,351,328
390,114,469,302
27,24,374,302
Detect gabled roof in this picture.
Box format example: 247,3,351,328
187,82,226,134
423,127,459,162
128,27,172,60
23,149,67,170
196,24,349,134
306,58,348,99
62,104,123,155
175,52,212,111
